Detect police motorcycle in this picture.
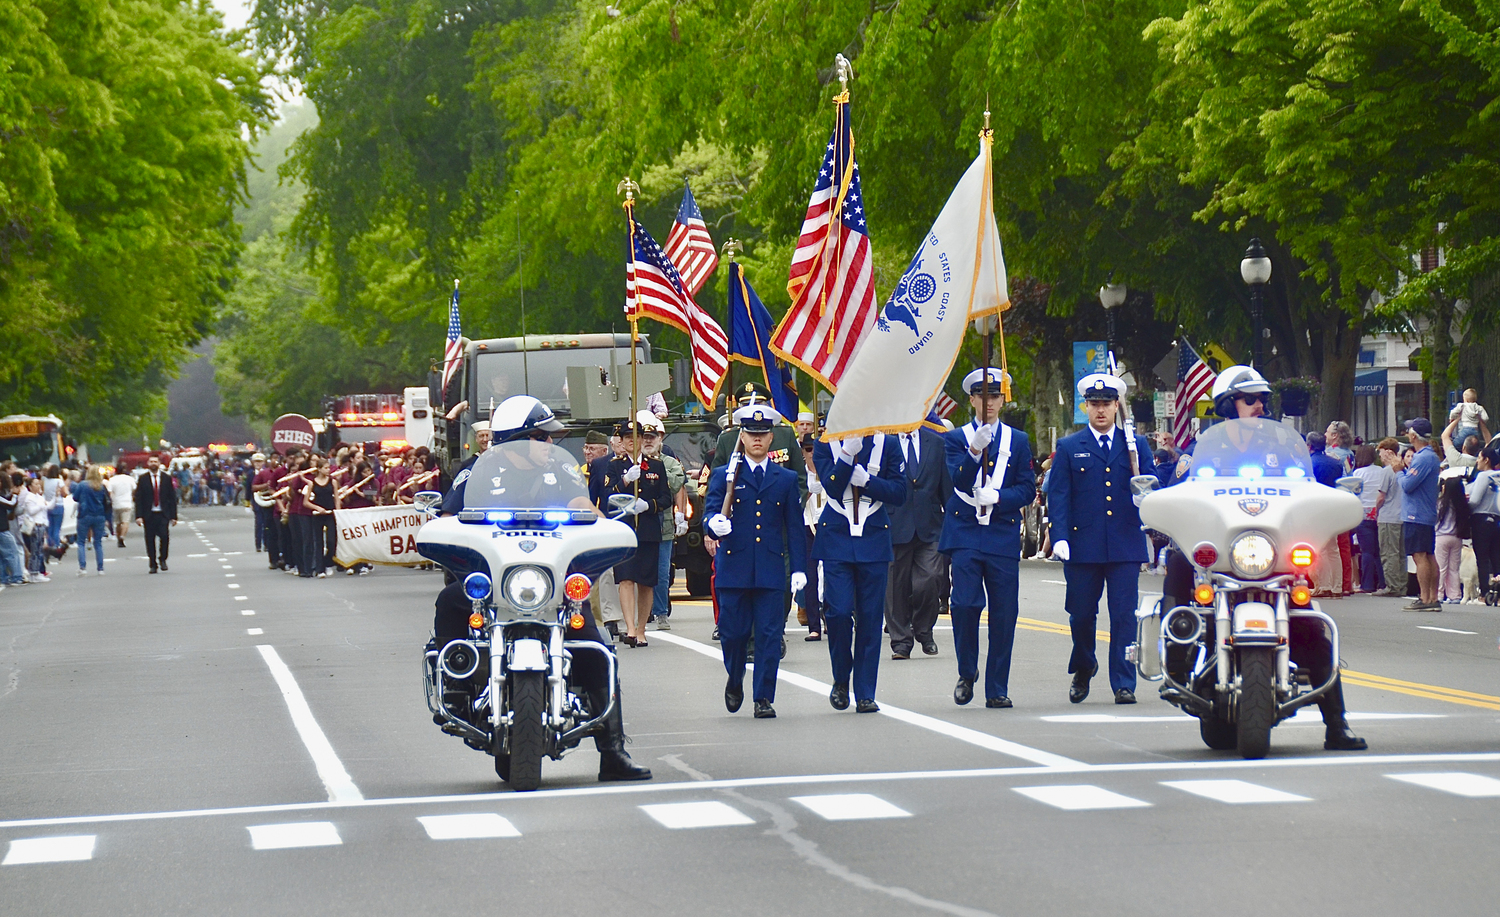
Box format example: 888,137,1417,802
412,437,640,791
1128,418,1364,759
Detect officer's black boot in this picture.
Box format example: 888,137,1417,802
594,689,652,782
1319,677,1368,751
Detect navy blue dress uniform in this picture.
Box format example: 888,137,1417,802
593,422,673,588
811,433,908,712
1045,373,1153,703
938,368,1035,706
704,405,808,717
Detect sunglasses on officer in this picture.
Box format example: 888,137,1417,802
1235,393,1270,406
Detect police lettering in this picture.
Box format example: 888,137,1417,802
1212,487,1292,497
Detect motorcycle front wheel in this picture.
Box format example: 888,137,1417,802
1236,647,1276,760
1198,711,1236,750
504,671,548,791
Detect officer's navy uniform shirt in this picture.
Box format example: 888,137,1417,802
810,437,908,562
938,422,1035,558
704,457,807,588
1045,424,1152,564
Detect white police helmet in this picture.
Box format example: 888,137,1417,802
1211,365,1271,418
490,395,563,443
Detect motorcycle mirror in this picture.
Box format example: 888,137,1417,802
1334,476,1363,495
413,490,443,514
1130,474,1160,497
608,493,636,510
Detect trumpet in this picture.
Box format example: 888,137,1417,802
395,469,440,500
336,474,375,500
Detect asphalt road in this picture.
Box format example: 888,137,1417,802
2,506,1498,915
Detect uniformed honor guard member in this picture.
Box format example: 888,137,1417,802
704,405,808,718
940,368,1035,707
811,428,908,712
711,381,808,497
1046,373,1154,704
594,419,673,648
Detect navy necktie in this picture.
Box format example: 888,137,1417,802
752,465,764,486
1099,434,1110,453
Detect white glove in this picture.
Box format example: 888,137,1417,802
974,486,999,506
623,463,641,483
1132,492,1145,507
790,572,807,593
674,510,687,536
970,423,994,454
849,464,871,488
625,498,649,516
707,514,732,537
808,476,823,495
839,435,864,460
1052,540,1070,562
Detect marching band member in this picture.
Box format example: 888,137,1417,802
301,454,339,578
704,405,807,718
1046,373,1153,704
940,368,1035,707
811,425,907,713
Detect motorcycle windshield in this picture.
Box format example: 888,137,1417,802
1188,418,1313,480
463,441,594,511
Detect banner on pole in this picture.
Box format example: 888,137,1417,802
1072,341,1108,423
335,505,430,567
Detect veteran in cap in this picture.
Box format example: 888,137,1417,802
703,404,808,717
1044,372,1153,704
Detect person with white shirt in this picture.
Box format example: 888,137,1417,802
1044,373,1153,705
108,468,136,548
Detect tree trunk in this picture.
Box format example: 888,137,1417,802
1427,293,1457,425
1029,352,1072,458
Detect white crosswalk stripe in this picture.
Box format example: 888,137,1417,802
246,822,341,850
417,814,520,840
1013,785,1151,811
639,801,755,829
791,794,911,821
1387,772,1500,797
1161,779,1310,804
3,835,96,865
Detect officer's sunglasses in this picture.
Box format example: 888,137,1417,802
522,431,552,443
1236,393,1270,406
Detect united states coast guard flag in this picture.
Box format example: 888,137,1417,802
823,131,1009,438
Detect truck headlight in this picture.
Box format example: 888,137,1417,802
1229,531,1275,579
504,566,551,611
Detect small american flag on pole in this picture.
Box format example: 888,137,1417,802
663,183,718,298
625,220,729,407
1174,339,1215,448
441,279,463,404
933,392,958,420
770,93,876,391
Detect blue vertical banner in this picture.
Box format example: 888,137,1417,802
1072,340,1108,423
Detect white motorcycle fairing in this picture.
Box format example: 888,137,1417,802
416,514,637,587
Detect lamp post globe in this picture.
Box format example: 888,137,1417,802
1099,282,1126,348
1240,238,1272,371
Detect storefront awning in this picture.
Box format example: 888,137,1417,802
1354,368,1387,397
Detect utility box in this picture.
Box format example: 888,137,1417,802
566,364,670,421
404,385,434,449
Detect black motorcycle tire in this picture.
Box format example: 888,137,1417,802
504,671,547,791
1198,711,1237,751
1236,647,1276,760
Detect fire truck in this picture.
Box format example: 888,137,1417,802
320,389,434,454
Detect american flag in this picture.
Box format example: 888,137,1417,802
441,279,463,404
933,392,958,419
663,183,718,298
1174,339,1215,448
625,218,729,407
771,96,875,390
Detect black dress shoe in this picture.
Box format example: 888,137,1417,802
953,677,974,706
986,696,1013,709
148,567,158,574
921,639,939,656
725,678,744,713
1114,688,1136,705
598,750,652,781
855,698,880,713
829,682,850,710
1069,663,1097,704
1324,725,1368,751
891,650,910,660
711,626,720,642
159,561,167,572
753,700,776,718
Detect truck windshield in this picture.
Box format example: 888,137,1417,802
474,347,645,414
1188,418,1313,480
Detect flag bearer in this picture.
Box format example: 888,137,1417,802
704,405,807,718
1046,373,1153,704
940,368,1035,708
811,428,908,712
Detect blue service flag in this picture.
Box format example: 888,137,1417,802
727,262,799,420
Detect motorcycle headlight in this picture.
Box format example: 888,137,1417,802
503,566,551,611
1229,531,1276,578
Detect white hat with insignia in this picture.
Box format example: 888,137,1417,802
732,404,781,432
962,367,1012,394
1077,373,1127,402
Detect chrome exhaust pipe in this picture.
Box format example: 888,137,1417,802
439,639,482,680
1162,606,1204,646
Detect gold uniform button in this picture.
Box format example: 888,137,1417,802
1105,467,1111,472
1107,510,1113,516
1106,481,1112,487
1106,495,1112,502
756,499,762,505
756,537,761,542
756,511,762,516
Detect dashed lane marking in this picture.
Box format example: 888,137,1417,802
418,813,520,839
247,629,263,636
1387,772,1500,797
1161,779,1309,804
791,793,911,821
4,756,1500,832
1416,625,1478,635
651,631,1085,769
247,822,341,850
1014,785,1150,811
3,835,95,865
255,645,362,803
242,610,255,616
640,801,755,829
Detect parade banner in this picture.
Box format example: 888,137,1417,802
1072,341,1108,423
822,132,1008,438
335,505,430,567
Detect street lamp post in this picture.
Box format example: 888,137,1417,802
1098,282,1127,350
1240,238,1273,372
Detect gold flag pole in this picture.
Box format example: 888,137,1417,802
976,104,1000,520
618,176,643,499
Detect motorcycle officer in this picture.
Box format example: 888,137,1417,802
939,368,1035,708
1046,373,1154,704
1163,365,1367,751
431,395,652,781
704,404,808,718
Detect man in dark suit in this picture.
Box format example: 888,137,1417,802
939,369,1035,707
1045,373,1153,704
704,405,807,718
885,423,951,659
812,431,907,713
133,454,178,573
